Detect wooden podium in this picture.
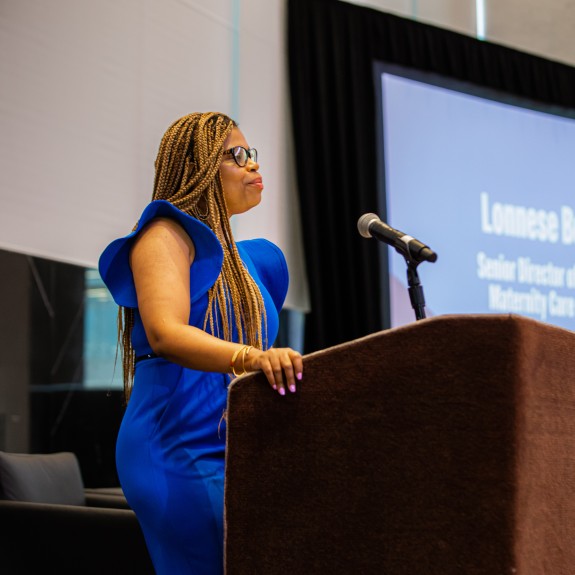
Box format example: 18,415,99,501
224,314,575,575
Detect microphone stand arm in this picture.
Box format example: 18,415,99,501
405,260,426,321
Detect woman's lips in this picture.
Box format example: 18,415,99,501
249,177,264,189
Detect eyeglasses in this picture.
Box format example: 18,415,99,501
223,146,258,167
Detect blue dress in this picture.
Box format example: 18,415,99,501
99,200,288,574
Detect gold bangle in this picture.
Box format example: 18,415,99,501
241,346,253,374
232,345,249,377
230,347,242,368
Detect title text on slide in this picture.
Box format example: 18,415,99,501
480,192,575,244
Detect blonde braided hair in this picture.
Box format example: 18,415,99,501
118,112,267,400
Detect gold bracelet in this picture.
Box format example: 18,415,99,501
230,347,242,367
231,345,249,377
241,346,254,374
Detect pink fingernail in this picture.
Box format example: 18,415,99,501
272,384,277,390
279,387,286,396
289,385,296,393
296,372,303,381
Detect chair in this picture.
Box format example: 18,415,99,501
0,451,154,574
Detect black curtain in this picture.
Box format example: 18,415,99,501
288,0,575,353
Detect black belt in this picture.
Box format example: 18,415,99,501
135,353,158,364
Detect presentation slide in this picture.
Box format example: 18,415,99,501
377,66,575,331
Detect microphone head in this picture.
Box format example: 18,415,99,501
357,213,380,238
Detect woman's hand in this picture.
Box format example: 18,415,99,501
244,347,303,396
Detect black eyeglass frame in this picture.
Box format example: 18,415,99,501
222,146,258,167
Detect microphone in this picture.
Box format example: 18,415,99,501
357,213,437,263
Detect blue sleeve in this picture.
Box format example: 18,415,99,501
239,239,289,313
98,200,223,308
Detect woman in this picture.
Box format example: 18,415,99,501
99,112,302,574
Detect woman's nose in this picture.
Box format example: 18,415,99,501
246,158,259,171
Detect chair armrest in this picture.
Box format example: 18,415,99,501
84,487,125,497
85,492,131,509
0,500,154,574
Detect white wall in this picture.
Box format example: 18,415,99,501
0,0,309,311
487,0,575,65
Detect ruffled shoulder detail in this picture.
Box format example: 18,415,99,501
238,239,289,313
99,200,223,308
